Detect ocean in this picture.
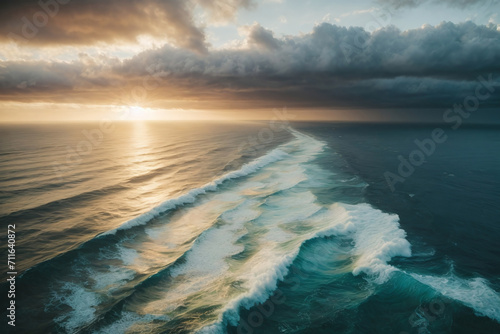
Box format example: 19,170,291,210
1,121,499,334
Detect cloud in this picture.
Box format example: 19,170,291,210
377,0,494,9
0,21,499,110
197,0,255,23
122,21,499,82
244,23,281,50
0,0,255,53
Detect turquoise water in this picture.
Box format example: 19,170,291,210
1,122,499,333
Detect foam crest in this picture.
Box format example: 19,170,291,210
411,273,500,323
197,202,410,333
84,130,413,333
51,282,100,333
343,203,412,283
307,203,411,283
102,130,326,236
197,242,304,333
93,312,169,334
101,147,290,236
140,200,262,315
91,266,136,291
263,190,322,226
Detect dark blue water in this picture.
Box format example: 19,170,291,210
1,122,499,334
235,122,500,334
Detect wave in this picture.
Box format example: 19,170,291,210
50,129,413,334
197,202,412,333
411,272,500,323
298,202,412,284
100,148,288,236
65,130,326,333
100,132,324,236
344,203,412,283
33,130,320,333
15,128,420,334
50,281,101,333
0,183,128,220
93,312,169,334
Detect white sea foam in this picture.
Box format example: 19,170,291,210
263,190,321,224
119,247,137,264
221,199,262,225
196,240,307,334
101,148,287,236
193,132,411,333
169,227,243,279
306,203,411,283
50,245,141,332
343,203,412,283
51,261,139,331
95,130,413,333
101,148,289,236
140,200,263,315
411,273,500,323
91,266,136,291
52,282,100,333
93,312,169,334
102,130,325,236
197,202,412,333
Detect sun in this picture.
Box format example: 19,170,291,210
116,105,158,121
114,105,212,121
128,106,148,120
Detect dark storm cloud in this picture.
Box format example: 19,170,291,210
0,0,254,53
0,22,499,109
120,21,500,80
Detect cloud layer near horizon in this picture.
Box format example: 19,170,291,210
1,21,499,110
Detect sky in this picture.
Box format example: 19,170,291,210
0,0,499,122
